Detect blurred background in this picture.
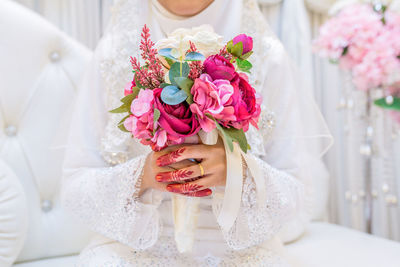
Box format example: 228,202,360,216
1,0,400,266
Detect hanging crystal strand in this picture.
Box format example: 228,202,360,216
360,89,374,234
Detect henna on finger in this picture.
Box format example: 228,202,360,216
156,147,186,166
166,183,204,193
156,169,194,182
182,188,212,197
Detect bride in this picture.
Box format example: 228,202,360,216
61,0,332,266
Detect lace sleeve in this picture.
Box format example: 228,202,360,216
215,155,304,250
61,155,162,250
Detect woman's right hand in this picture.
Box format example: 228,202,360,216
139,136,199,196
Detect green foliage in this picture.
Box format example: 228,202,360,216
161,85,188,105
175,77,194,104
185,52,205,61
227,41,244,58
374,97,400,111
215,121,249,153
236,58,253,73
169,62,190,86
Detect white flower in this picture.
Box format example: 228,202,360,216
156,24,225,58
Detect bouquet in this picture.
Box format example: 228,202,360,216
111,25,261,152
313,3,400,123
110,24,261,253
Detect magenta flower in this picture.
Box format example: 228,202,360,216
203,55,237,81
232,34,253,55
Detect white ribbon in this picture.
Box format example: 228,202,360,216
172,130,268,252
200,130,267,232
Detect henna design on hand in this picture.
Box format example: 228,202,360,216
183,189,212,197
156,148,186,166
156,170,194,182
166,183,203,193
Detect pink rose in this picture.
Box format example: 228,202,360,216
203,55,237,81
232,34,253,55
215,73,261,132
153,88,200,141
124,88,199,151
190,74,228,132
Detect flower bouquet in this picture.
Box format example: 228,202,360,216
111,24,260,152
313,2,400,123
110,24,261,252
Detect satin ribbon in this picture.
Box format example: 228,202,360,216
172,130,267,253
200,130,267,231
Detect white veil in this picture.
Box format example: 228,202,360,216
62,0,333,245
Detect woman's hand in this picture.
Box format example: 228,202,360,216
139,136,200,196
155,137,227,197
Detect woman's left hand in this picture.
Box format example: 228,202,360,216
155,137,227,197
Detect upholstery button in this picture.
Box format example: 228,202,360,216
41,199,53,212
49,51,61,62
4,125,17,137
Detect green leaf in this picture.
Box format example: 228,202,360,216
342,46,349,56
230,42,243,58
169,62,190,86
159,48,178,60
214,122,249,153
175,77,194,104
240,51,253,60
153,108,161,134
118,123,130,132
236,59,253,73
118,114,130,125
374,97,400,111
164,57,175,67
226,40,234,52
110,104,130,114
185,52,205,61
154,108,161,124
225,128,249,153
121,92,135,105
160,83,170,88
161,85,188,105
215,123,234,152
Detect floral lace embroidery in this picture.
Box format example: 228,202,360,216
63,155,160,250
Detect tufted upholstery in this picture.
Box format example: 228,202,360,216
0,0,93,265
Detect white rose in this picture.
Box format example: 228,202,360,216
156,24,224,58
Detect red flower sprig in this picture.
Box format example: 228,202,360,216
218,46,233,61
187,41,204,80
131,25,164,89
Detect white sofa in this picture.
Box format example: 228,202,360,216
1,1,400,266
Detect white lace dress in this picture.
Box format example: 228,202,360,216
61,0,332,266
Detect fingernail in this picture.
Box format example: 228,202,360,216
155,174,163,182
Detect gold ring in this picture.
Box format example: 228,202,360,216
198,163,205,177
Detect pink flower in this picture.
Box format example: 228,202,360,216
203,55,237,81
153,88,200,140
232,34,253,55
124,80,136,96
190,74,229,132
131,89,154,116
215,73,261,132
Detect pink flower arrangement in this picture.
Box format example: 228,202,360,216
111,25,260,152
313,3,400,122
